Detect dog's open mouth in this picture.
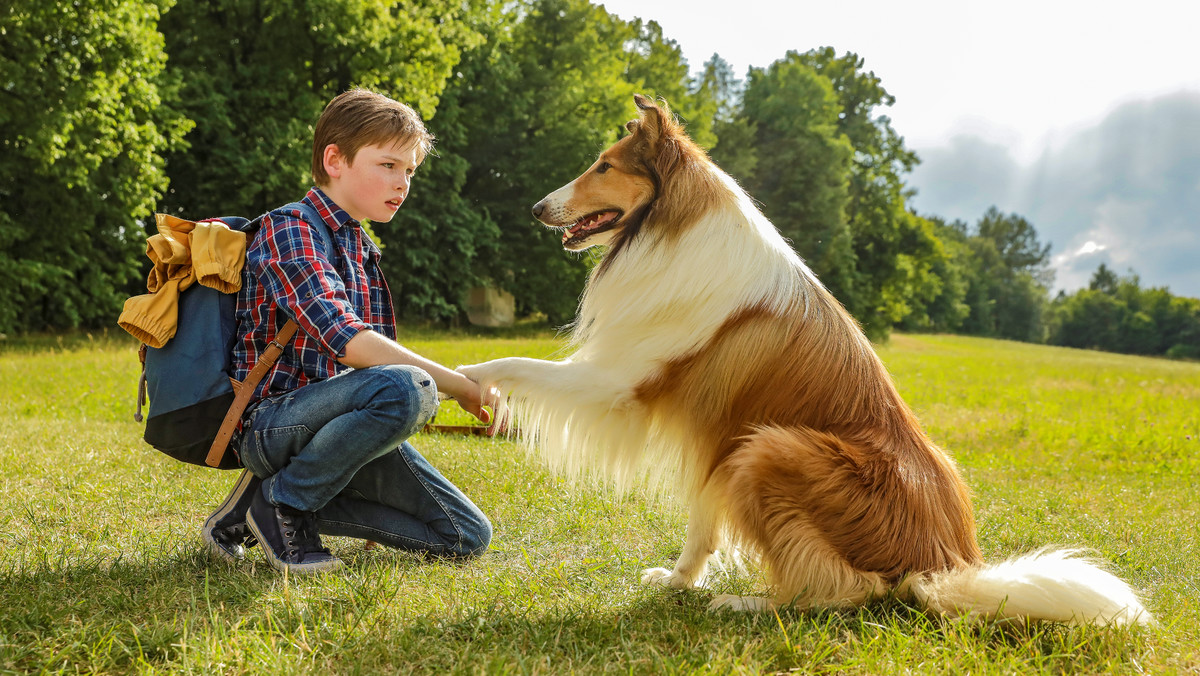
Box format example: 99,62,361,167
561,210,622,247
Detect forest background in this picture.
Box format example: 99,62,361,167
2,0,1197,358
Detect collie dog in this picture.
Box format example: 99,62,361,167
457,95,1151,625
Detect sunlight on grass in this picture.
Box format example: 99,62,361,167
1,331,1197,673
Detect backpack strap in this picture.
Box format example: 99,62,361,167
204,319,299,466
282,201,338,261
203,201,337,468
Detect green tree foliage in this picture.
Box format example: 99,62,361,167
720,49,955,339
924,207,1053,342
0,0,191,333
967,207,1052,342
893,216,971,333
156,0,486,320
13,0,1191,354
705,54,759,185
389,88,500,322
1050,265,1200,357
430,0,631,323
434,0,703,323
795,48,949,338
732,54,857,317
622,19,716,149
158,0,480,217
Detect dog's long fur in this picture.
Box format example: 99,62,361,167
458,95,1151,625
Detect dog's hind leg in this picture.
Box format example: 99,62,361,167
712,426,893,611
641,488,723,590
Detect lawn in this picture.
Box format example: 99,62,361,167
0,330,1197,674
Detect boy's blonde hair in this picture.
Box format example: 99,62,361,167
311,88,435,185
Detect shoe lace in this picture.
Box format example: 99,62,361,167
279,508,330,561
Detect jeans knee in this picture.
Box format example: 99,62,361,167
457,513,493,558
363,364,439,433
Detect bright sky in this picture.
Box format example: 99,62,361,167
597,0,1200,164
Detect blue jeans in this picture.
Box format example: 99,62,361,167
232,364,491,558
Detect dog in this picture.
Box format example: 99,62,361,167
457,94,1151,625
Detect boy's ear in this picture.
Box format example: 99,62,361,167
323,143,346,180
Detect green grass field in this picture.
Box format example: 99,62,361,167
1,330,1197,674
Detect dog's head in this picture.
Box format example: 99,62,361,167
532,94,696,252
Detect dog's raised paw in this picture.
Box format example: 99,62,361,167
455,364,485,380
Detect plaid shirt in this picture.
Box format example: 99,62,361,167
232,187,396,404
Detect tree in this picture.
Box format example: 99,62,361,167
735,54,857,314
1051,289,1125,351
940,207,1053,342
622,19,716,149
976,206,1053,287
0,0,191,333
717,48,956,338
1051,265,1200,357
436,0,704,324
896,215,970,333
1088,263,1119,295
795,48,936,337
157,0,486,320
705,54,758,182
159,0,482,218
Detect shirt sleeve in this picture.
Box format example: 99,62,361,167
248,212,370,357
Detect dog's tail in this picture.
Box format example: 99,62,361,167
908,549,1153,626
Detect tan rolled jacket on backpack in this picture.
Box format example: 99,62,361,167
118,214,247,348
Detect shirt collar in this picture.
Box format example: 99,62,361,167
305,186,357,232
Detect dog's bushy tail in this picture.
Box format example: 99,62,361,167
909,549,1153,626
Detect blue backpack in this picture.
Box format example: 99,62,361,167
133,202,335,469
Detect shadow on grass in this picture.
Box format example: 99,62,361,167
0,549,1153,674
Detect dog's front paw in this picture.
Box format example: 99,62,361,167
708,594,773,612
456,358,521,390
455,362,490,382
640,567,702,589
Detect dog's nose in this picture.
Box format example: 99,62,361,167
532,200,546,219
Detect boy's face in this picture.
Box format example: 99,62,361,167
322,139,421,223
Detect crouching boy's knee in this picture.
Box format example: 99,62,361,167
361,364,440,437
455,512,493,559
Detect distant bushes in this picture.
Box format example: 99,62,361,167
1048,264,1200,358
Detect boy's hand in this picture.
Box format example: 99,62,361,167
450,378,505,433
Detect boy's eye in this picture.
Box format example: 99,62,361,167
382,163,394,169
596,161,612,174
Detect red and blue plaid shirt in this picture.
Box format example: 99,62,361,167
233,186,396,404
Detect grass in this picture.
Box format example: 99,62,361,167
1,329,1198,674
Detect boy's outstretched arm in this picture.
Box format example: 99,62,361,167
341,329,502,425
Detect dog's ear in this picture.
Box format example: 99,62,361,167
633,93,657,113
632,95,685,181
633,94,665,146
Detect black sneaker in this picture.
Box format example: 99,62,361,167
245,483,342,574
202,469,261,563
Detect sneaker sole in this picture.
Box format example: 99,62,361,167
245,509,344,575
201,469,258,564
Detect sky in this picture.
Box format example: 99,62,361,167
596,0,1200,298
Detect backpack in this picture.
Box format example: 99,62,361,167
131,202,335,469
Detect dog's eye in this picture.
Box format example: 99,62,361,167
596,162,612,174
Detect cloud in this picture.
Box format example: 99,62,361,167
908,91,1200,299
907,135,1019,225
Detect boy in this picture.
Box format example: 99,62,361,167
202,88,501,573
